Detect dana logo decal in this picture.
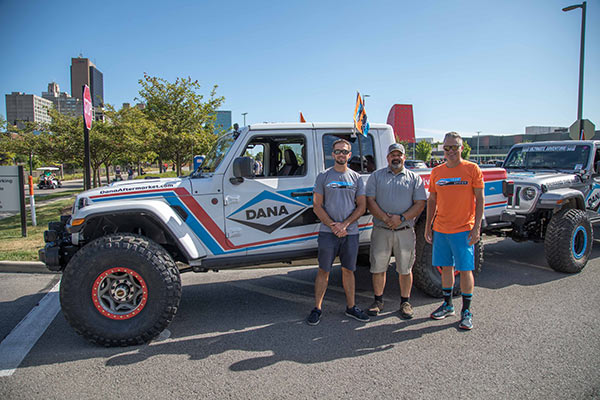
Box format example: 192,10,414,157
586,186,600,210
246,205,289,220
228,190,306,233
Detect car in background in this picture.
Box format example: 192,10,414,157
404,159,428,169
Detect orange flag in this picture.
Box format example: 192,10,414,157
300,112,306,123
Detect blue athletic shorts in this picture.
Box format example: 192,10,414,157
432,230,475,271
317,232,359,272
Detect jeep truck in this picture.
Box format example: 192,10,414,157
40,123,509,346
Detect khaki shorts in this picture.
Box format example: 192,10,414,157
370,225,416,275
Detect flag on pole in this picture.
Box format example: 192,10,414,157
300,112,306,123
353,92,369,137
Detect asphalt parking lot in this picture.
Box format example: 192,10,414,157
0,237,599,399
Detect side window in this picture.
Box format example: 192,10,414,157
241,134,306,178
243,143,265,177
323,133,376,173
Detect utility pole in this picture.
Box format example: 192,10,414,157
563,2,587,139
476,131,481,163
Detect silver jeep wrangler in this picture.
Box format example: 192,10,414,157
496,140,600,273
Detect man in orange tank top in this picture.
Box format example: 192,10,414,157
424,132,484,330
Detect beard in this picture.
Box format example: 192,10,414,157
391,160,402,169
335,158,347,166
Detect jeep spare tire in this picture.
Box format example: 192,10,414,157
60,234,182,347
544,208,592,273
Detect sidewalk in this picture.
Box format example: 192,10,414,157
0,261,56,274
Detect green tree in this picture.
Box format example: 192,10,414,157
44,109,83,169
415,140,432,162
462,141,472,160
137,74,224,176
4,121,46,174
105,105,158,180
0,115,16,165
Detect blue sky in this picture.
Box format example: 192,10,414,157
1,0,598,141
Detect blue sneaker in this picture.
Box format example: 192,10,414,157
459,309,473,330
430,302,455,320
345,305,370,322
307,308,322,326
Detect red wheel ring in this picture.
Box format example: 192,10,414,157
92,267,148,320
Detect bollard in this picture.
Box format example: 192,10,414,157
28,175,37,227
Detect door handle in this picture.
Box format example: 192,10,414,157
291,191,313,197
224,195,240,205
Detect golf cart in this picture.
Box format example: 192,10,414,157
37,167,62,189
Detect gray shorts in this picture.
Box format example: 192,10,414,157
369,225,416,275
317,232,359,272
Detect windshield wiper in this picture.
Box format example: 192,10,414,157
505,166,534,172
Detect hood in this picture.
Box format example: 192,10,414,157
73,177,189,212
507,171,580,188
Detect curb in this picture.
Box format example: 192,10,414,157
0,261,59,274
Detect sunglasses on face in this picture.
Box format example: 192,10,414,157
443,145,460,152
333,149,350,155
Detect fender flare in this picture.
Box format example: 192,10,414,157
69,200,207,261
538,189,585,210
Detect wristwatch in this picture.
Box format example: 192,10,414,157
400,214,406,222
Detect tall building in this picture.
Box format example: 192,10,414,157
42,82,82,117
70,57,104,108
215,110,232,133
5,92,53,129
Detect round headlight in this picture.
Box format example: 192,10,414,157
521,187,537,201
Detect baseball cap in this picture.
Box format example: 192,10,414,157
387,143,405,155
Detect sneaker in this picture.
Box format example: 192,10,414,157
399,302,414,319
367,300,384,316
345,305,370,322
459,309,473,330
430,302,455,320
307,307,322,326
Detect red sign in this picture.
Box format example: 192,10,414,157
83,85,93,130
387,104,415,143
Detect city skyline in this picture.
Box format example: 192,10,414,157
1,0,599,141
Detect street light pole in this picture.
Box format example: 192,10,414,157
241,112,248,126
563,1,587,138
476,131,481,164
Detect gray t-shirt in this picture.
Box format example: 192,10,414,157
365,166,427,228
314,167,366,235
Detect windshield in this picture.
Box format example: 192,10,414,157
192,132,237,176
504,144,591,171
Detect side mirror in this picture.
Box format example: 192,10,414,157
230,157,256,184
495,161,504,168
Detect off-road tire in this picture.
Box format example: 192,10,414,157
544,208,592,273
413,221,483,298
60,234,181,347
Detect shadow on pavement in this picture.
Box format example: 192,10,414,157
476,237,600,291
12,235,599,370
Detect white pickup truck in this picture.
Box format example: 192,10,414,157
40,122,510,346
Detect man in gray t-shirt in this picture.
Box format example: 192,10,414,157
314,168,364,235
306,139,369,326
365,143,427,319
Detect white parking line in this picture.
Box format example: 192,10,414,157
0,281,61,377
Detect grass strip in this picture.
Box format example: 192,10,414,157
0,198,74,262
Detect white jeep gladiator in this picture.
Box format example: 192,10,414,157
40,123,510,346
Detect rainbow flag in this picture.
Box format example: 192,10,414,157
354,92,369,137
